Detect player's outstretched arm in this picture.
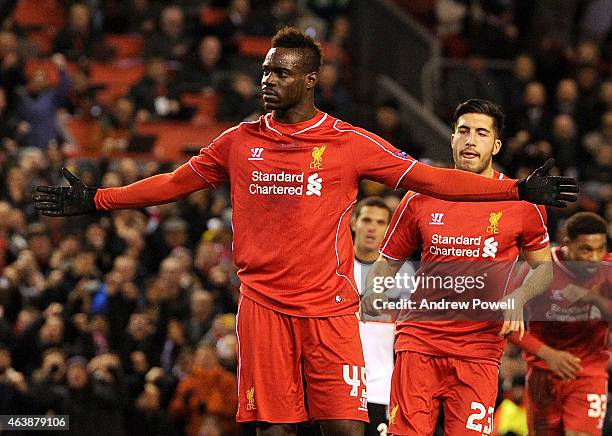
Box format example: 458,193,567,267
33,164,208,216
404,158,578,207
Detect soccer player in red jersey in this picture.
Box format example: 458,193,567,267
366,99,555,435
510,212,610,436
33,26,577,434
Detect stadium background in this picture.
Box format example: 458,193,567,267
0,0,609,434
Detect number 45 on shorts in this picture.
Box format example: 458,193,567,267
466,401,494,435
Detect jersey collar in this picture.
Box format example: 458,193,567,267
264,111,328,136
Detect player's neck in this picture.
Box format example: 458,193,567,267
354,246,378,264
272,103,318,124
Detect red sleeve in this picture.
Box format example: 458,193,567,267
379,192,421,261
95,127,233,210
521,204,550,251
346,123,519,201
95,163,208,210
399,162,518,201
508,330,545,355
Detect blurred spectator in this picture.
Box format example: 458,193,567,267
503,54,536,125
553,78,579,117
129,57,183,122
514,81,551,140
30,348,67,414
53,3,103,61
548,114,580,175
127,382,176,436
217,72,261,122
0,31,26,110
268,0,327,38
372,100,422,159
583,110,612,160
0,343,31,414
60,355,126,436
179,35,225,93
160,318,186,373
144,5,192,62
16,54,71,149
90,97,136,154
445,53,503,116
185,290,216,346
0,86,21,149
105,0,160,34
579,0,612,43
575,62,601,125
169,343,237,436
469,1,518,60
13,303,64,375
314,63,353,121
214,0,257,54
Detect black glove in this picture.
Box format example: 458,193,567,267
33,168,97,216
517,159,579,208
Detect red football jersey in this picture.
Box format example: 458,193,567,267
380,173,549,364
96,111,520,317
520,247,612,375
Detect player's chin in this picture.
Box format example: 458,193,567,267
262,98,283,111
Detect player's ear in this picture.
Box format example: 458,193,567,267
306,71,318,91
492,138,502,156
349,216,357,232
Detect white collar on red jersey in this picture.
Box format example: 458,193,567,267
263,111,328,137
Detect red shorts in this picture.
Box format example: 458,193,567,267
389,351,499,435
235,295,369,423
526,366,608,435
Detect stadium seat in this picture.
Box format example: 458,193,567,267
136,121,234,161
12,0,65,31
238,36,342,63
104,34,144,60
199,6,227,27
64,117,96,150
90,62,145,106
181,92,220,125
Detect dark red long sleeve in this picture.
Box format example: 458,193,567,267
398,162,518,202
95,163,208,210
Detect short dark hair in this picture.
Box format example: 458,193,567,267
453,99,505,137
271,26,322,73
353,197,392,223
565,212,608,240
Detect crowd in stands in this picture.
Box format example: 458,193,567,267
0,0,609,435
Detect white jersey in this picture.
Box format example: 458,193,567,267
355,258,415,405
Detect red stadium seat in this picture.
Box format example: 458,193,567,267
136,121,234,161
199,6,227,27
90,62,145,106
27,29,56,55
12,0,65,30
238,36,342,63
237,36,271,58
104,34,144,60
64,117,96,150
181,92,220,125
